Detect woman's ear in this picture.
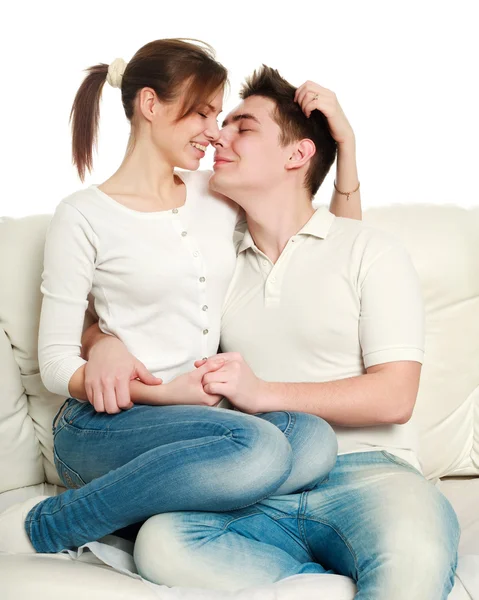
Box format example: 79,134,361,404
136,87,160,123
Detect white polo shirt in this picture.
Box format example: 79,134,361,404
221,206,425,469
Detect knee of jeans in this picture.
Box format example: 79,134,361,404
135,512,222,587
292,414,337,473
135,513,188,586
272,413,337,495
384,504,459,577
294,412,337,453
225,416,292,502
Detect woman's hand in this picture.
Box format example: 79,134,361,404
159,359,226,407
85,335,162,414
294,81,354,146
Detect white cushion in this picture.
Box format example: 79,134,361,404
0,329,43,493
363,206,479,478
0,216,65,487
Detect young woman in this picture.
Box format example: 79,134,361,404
0,38,361,555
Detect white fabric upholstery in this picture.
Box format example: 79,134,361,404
1,206,478,598
363,205,479,479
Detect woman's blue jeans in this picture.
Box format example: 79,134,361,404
25,398,337,553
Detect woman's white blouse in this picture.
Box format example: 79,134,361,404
38,170,240,397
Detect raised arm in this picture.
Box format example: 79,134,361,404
295,81,361,220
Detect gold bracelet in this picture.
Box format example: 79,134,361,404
334,180,360,201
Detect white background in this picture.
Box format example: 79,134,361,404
1,0,478,217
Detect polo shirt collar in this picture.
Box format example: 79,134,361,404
297,206,336,239
237,206,335,254
237,229,256,254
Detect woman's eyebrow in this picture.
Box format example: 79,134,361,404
206,104,223,115
222,113,261,128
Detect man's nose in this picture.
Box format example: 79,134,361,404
212,129,229,148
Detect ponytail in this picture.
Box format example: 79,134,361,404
69,64,109,182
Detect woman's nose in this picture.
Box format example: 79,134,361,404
205,121,221,142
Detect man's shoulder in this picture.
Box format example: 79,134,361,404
332,215,405,255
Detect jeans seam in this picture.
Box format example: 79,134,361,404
298,492,316,560
280,411,295,439
62,419,237,435
301,516,359,578
220,512,262,530
300,492,360,578
29,432,243,519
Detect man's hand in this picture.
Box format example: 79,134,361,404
85,335,162,414
194,353,265,414
294,81,354,146
160,359,226,407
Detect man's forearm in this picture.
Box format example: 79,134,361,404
81,322,109,359
257,368,418,427
329,137,362,221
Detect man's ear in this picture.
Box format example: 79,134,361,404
285,139,316,171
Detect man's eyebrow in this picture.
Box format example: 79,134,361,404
222,113,261,127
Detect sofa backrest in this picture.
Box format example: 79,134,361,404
0,206,478,494
363,205,479,478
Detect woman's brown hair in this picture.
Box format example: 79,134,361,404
70,38,228,181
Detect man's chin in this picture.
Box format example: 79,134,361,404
209,171,229,195
209,171,247,204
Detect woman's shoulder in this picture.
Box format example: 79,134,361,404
50,187,105,232
56,186,100,211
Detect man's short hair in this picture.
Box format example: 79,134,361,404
240,65,337,197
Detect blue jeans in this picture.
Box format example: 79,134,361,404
134,451,460,600
25,398,337,553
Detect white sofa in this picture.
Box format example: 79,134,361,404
1,205,478,600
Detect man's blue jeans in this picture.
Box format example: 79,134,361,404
134,451,460,600
25,398,337,553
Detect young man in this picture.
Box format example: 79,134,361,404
132,67,460,599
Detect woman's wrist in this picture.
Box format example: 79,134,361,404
337,133,356,154
131,378,169,406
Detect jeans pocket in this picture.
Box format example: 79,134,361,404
54,450,86,489
55,399,90,436
63,398,89,423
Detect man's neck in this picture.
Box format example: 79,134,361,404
242,189,315,263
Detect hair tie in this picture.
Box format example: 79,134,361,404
107,58,127,89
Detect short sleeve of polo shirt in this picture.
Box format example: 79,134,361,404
359,239,425,368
